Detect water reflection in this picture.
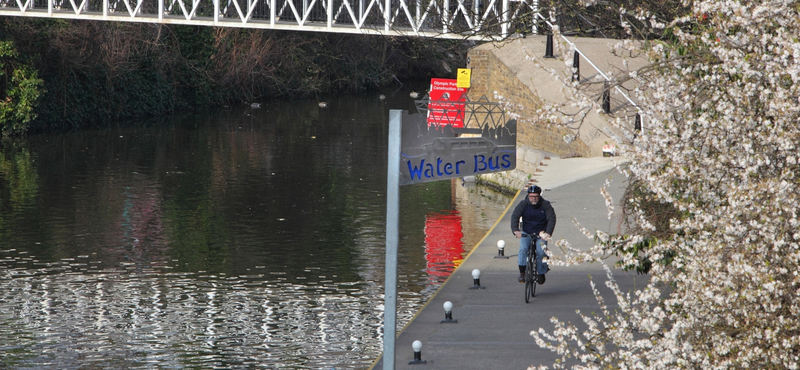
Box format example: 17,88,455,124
0,254,395,368
0,92,512,369
424,211,465,278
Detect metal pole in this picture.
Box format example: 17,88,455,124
473,0,478,27
213,0,218,24
501,0,508,39
384,0,390,34
544,33,555,58
383,110,402,370
327,0,332,30
572,50,580,82
443,0,449,34
270,0,275,26
602,81,611,113
416,0,420,24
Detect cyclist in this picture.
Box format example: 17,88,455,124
511,185,556,284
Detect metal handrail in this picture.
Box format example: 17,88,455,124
533,12,642,119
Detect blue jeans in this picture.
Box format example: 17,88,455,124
518,234,548,275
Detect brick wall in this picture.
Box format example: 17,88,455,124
467,49,590,158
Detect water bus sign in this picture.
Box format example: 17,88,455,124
399,111,516,185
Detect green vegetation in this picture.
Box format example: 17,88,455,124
0,19,467,136
0,40,44,136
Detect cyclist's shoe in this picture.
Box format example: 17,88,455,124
537,274,546,285
518,273,524,283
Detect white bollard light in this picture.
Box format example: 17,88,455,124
494,239,508,259
469,269,485,289
441,301,457,323
408,340,427,364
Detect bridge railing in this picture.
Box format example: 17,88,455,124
0,0,540,39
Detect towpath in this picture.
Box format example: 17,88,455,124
370,155,645,370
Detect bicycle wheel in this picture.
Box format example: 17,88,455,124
524,274,531,303
530,261,538,298
525,254,536,303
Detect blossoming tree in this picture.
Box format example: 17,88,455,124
528,0,800,368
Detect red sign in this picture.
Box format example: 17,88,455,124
428,78,467,128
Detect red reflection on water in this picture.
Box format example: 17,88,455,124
424,210,464,277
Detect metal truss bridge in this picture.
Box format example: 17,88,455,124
0,0,540,39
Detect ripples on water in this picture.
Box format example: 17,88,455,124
0,253,401,369
0,92,512,369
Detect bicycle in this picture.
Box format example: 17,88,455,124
522,233,539,303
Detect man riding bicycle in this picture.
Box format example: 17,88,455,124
511,185,556,284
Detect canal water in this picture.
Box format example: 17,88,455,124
0,89,513,369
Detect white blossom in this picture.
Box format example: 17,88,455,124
523,0,800,368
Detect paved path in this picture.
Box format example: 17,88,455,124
370,155,647,370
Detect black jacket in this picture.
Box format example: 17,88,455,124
510,196,556,237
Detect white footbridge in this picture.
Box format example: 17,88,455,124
0,0,540,39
